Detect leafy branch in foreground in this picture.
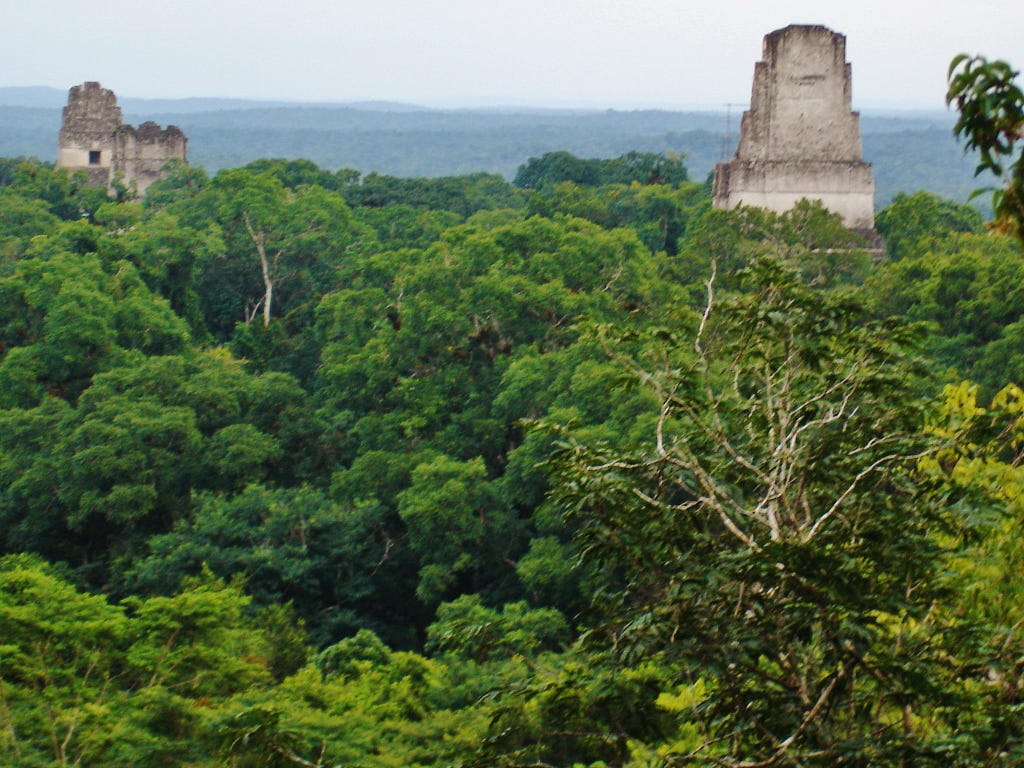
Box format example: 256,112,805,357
947,54,1024,240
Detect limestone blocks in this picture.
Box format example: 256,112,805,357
712,25,876,232
56,82,188,197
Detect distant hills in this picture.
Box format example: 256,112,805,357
0,86,426,113
0,86,979,208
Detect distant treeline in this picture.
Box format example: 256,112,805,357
0,100,978,205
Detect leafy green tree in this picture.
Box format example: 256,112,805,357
142,158,210,212
514,150,689,191
513,535,583,612
0,190,60,258
0,248,189,406
917,382,1024,762
474,650,679,768
243,157,356,193
0,398,77,563
865,230,1024,391
183,169,369,343
125,570,272,698
343,171,522,217
315,214,661,467
0,343,327,589
0,554,132,767
678,201,874,294
353,204,463,250
126,484,401,646
100,210,225,338
0,557,281,767
2,159,108,221
875,190,984,260
219,629,492,768
397,456,519,604
58,388,203,536
425,594,568,662
310,212,677,626
0,157,21,187
527,180,708,255
533,258,988,765
210,169,295,329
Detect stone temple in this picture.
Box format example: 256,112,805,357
56,82,188,197
712,25,875,232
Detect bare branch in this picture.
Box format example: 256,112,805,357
804,449,933,541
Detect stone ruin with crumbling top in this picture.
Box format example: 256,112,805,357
56,81,187,197
712,25,876,234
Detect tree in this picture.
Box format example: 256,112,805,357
353,205,463,250
864,230,1024,392
538,258,988,765
947,54,1024,240
213,170,292,328
0,554,131,766
103,210,225,338
873,190,984,261
425,594,569,662
343,171,522,217
526,180,708,255
125,484,396,647
0,248,189,406
0,556,283,766
513,151,689,191
678,202,873,295
397,456,518,605
0,189,60,257
142,158,210,213
200,170,366,335
2,160,108,221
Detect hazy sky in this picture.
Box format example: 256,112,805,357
3,0,1021,108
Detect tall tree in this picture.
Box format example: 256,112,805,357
536,258,989,766
203,170,366,334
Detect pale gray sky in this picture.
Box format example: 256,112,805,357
3,0,1021,108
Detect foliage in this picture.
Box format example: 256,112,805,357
514,150,689,190
398,456,516,604
474,651,680,768
343,171,523,217
526,179,708,255
948,54,1024,239
0,348,327,587
0,556,273,766
538,259,993,765
2,128,1024,767
126,484,404,646
425,594,569,661
199,169,367,332
874,190,983,260
679,200,874,290
243,157,360,193
865,230,1024,391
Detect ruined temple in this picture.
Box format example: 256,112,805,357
56,82,188,197
712,25,875,232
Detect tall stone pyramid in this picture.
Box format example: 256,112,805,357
712,25,875,231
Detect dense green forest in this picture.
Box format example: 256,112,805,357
2,61,1024,764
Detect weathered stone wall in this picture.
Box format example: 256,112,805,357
713,25,876,231
56,82,122,186
113,122,189,196
55,82,187,196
